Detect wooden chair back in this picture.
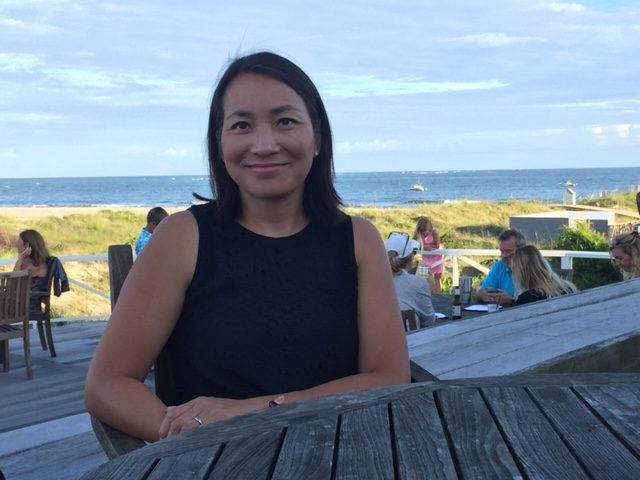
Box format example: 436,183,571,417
108,244,133,310
401,309,419,332
0,270,33,379
30,256,59,357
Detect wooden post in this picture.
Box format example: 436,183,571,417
107,245,133,311
451,254,459,287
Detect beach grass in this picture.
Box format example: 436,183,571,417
0,192,636,317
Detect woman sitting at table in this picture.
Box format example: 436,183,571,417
85,51,410,442
13,229,49,311
609,231,640,280
510,245,577,305
386,232,436,327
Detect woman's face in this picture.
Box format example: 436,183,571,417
17,236,27,254
219,73,317,204
611,247,632,272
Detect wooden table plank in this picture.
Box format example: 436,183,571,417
529,385,640,479
89,454,156,480
272,418,337,480
481,386,588,479
207,430,281,480
147,445,220,480
336,403,394,479
391,392,457,479
575,384,640,458
437,387,522,478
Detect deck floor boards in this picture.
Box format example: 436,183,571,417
1,321,109,480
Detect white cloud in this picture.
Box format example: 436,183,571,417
537,99,640,111
0,53,42,72
0,16,63,34
448,33,535,47
160,148,189,158
615,124,631,138
0,112,66,123
318,73,509,98
587,124,640,144
0,149,19,159
546,2,586,13
336,139,403,153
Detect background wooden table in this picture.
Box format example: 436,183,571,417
81,373,640,479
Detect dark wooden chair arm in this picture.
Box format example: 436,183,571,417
90,415,147,460
410,360,439,383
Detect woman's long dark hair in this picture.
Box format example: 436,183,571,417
205,51,343,226
19,229,49,266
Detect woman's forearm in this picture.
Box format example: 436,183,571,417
85,376,168,442
281,368,410,406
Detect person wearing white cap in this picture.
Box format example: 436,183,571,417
385,232,436,328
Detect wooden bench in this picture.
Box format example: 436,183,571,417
409,278,640,379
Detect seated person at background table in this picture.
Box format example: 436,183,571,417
510,245,577,305
413,216,444,294
14,229,50,311
386,232,436,328
85,51,410,442
476,228,526,305
134,206,169,255
609,230,640,280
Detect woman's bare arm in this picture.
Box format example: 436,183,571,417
85,211,198,441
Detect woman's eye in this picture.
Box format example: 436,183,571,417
230,121,250,130
277,117,298,127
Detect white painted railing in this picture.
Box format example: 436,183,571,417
420,249,611,286
1,249,612,300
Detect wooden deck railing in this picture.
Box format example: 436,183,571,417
1,248,612,302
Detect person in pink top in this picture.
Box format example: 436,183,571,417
413,216,444,293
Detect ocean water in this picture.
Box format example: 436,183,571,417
1,167,639,208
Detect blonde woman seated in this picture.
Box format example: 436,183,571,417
609,231,640,279
385,232,436,327
510,245,577,305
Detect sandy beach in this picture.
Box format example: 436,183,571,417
0,206,187,219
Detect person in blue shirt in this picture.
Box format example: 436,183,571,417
476,229,526,305
135,207,168,255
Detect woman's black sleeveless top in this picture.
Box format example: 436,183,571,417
158,203,359,405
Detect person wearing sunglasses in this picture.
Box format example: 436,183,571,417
385,232,436,328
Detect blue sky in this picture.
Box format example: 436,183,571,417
0,0,638,178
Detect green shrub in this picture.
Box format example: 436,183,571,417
554,222,622,289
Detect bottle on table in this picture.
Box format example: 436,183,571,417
452,286,462,320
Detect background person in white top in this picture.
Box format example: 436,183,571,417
385,232,436,328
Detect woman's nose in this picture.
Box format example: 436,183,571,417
250,127,280,155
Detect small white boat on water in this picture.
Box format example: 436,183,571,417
410,183,427,192
559,181,576,188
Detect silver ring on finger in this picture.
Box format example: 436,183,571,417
193,415,203,426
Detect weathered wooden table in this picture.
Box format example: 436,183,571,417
430,293,495,323
411,279,640,379
81,373,640,479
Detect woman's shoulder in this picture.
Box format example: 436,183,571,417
350,216,377,239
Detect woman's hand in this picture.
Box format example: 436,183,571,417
19,245,32,258
158,396,266,439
